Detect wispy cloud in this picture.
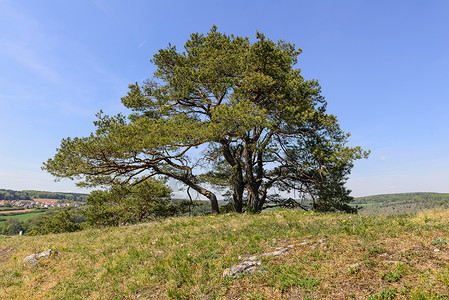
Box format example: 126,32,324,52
56,101,97,118
0,1,61,84
0,1,128,119
0,40,61,84
92,64,128,88
90,0,112,15
138,40,147,48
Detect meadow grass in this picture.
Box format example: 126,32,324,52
0,211,45,226
1,209,449,299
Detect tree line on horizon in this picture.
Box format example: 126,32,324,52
0,189,87,202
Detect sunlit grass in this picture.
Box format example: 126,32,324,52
0,211,45,227
1,209,449,299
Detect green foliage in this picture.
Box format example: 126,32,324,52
39,209,82,234
380,264,405,283
0,189,31,200
84,178,184,227
23,208,85,235
431,238,447,246
21,214,47,234
313,179,358,213
366,288,398,300
268,264,321,291
43,27,368,214
1,218,23,235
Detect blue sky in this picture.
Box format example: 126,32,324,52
1,0,448,197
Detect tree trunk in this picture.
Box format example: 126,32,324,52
204,190,220,214
232,170,244,213
155,167,220,214
187,184,219,214
220,141,245,213
243,144,261,212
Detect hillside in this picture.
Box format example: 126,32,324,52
0,189,88,202
354,192,449,215
1,209,449,299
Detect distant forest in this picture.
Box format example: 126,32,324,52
354,192,449,214
0,189,88,202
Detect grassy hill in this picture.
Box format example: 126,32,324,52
354,192,449,215
1,208,449,299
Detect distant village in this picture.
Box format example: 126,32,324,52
0,199,82,209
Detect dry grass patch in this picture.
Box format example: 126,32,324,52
0,209,35,214
1,209,449,299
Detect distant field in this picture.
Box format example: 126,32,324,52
0,211,45,226
0,209,34,215
33,198,61,203
0,207,25,211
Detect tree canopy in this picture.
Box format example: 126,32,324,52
44,27,369,213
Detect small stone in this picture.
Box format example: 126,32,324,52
434,249,440,252
223,260,261,277
222,268,232,277
23,249,52,267
238,255,258,261
262,248,288,257
27,259,39,267
244,266,258,274
37,249,52,259
224,245,294,278
23,254,38,263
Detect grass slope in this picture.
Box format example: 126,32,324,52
354,192,449,215
1,209,449,299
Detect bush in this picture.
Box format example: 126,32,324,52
84,178,184,227
23,208,86,235
1,218,23,235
